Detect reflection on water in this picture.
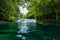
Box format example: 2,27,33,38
0,19,60,40
16,19,60,40
16,19,36,40
17,19,36,33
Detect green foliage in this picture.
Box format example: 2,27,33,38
0,0,19,21
25,0,60,19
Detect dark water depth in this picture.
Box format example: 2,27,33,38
0,19,60,40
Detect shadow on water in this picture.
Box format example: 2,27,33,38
36,23,60,40
0,19,60,40
0,22,18,40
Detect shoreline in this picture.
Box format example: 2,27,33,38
37,21,60,25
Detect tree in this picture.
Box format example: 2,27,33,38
24,0,60,22
0,0,19,21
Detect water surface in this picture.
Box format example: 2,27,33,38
0,19,60,40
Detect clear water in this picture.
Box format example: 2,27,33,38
0,19,60,40
16,19,36,40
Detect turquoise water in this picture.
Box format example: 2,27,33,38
0,19,60,40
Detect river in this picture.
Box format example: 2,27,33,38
0,19,60,40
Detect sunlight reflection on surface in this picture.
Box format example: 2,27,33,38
16,19,36,40
17,19,36,33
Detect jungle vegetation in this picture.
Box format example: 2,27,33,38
0,0,60,23
20,0,60,23
0,0,20,22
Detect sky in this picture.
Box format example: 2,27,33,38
18,3,28,15
19,6,28,14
